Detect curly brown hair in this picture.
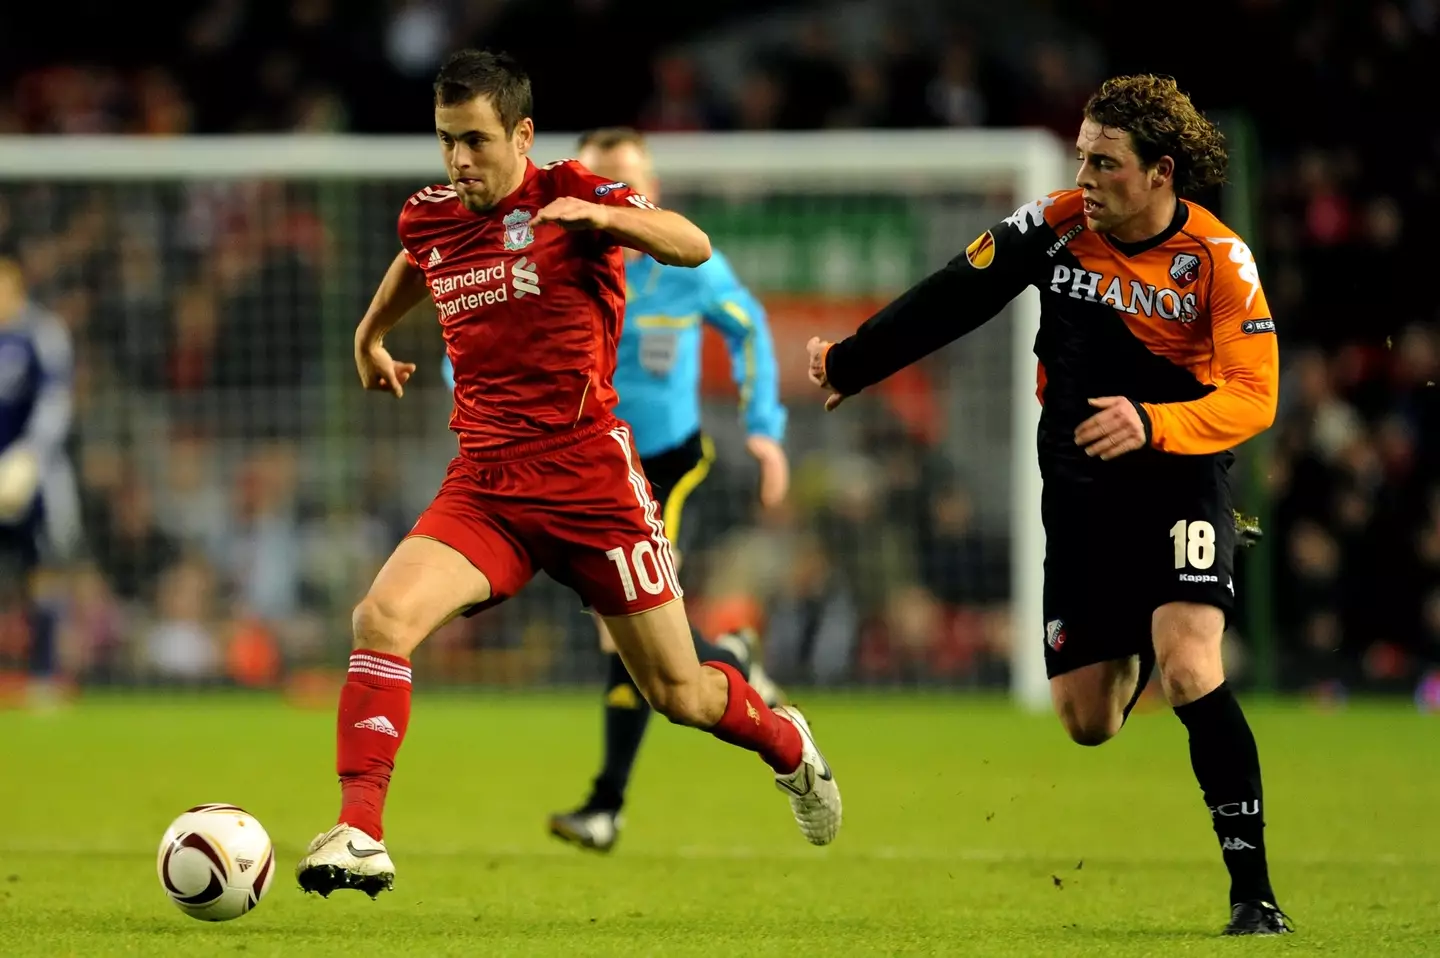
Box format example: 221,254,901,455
1084,75,1227,195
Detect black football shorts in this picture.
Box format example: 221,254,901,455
1039,447,1236,680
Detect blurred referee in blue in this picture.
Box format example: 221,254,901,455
0,255,77,700
444,127,789,851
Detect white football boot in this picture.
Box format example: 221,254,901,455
772,705,841,845
548,807,622,852
295,823,395,898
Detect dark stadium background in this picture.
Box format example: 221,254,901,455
0,0,1436,702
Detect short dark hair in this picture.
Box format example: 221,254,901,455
433,49,532,134
577,126,649,152
1084,75,1228,195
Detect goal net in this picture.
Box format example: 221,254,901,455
0,131,1067,708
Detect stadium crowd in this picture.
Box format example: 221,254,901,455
0,0,1435,695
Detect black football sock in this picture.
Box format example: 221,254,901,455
27,601,56,678
1173,682,1276,905
589,623,749,811
693,620,749,675
589,652,650,812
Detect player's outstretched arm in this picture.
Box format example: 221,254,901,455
354,250,428,397
534,197,711,267
811,228,1035,408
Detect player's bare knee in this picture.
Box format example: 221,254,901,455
1050,664,1129,747
1056,701,1122,747
352,593,422,658
641,676,707,728
1157,654,1217,706
1153,603,1224,705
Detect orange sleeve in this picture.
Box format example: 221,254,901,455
1140,237,1278,454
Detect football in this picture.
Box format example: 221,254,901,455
156,804,276,921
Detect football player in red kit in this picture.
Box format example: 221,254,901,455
295,49,841,899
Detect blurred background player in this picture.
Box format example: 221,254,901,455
808,76,1289,936
296,50,840,899
443,126,790,852
0,255,77,705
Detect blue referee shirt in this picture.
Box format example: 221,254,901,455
442,249,785,460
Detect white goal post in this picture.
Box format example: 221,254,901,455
0,130,1069,709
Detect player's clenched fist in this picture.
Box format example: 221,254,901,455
534,197,612,231
355,338,416,398
806,336,846,411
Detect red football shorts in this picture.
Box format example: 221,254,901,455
407,419,683,617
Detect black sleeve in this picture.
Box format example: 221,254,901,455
824,214,1047,397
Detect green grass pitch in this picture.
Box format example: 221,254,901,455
3,691,1438,956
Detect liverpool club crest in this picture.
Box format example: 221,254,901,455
503,209,534,250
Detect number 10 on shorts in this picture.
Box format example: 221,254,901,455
606,541,667,601
1170,519,1216,570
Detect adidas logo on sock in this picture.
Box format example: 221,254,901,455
355,715,399,737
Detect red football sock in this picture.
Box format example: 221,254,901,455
336,650,412,840
703,660,803,774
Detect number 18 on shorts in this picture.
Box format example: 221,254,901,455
1040,461,1236,677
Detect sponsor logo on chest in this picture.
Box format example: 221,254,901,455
429,258,543,320
1048,262,1200,323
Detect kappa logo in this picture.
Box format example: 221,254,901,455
1169,251,1200,288
965,230,996,269
503,208,534,250
1003,195,1055,235
1206,236,1262,309
1045,223,1084,258
1045,618,1067,651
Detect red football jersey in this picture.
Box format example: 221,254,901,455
399,157,657,457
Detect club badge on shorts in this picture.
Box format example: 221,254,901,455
1045,618,1068,651
503,209,534,250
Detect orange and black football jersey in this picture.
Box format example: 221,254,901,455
824,189,1278,473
